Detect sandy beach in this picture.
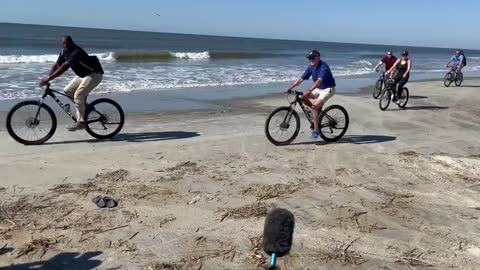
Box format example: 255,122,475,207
1,79,480,269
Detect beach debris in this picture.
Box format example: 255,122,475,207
158,215,177,227
319,238,367,266
241,183,300,200
187,195,201,205
221,202,270,220
16,237,61,259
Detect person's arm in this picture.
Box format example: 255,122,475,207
387,59,400,74
287,78,304,92
458,55,464,68
446,56,454,67
46,63,71,82
48,63,60,76
308,78,323,92
374,61,383,72
289,68,311,92
404,59,412,77
40,50,74,86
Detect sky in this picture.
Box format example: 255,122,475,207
1,0,479,49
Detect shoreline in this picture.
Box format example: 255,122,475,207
1,76,479,114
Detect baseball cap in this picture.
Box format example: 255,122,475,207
401,51,409,56
307,50,321,60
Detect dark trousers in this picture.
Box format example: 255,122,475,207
394,73,409,97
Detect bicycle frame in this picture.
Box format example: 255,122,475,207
35,86,105,127
286,91,337,129
38,86,77,121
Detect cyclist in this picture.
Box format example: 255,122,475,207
287,50,336,139
387,51,412,103
40,35,104,131
374,51,397,76
445,50,465,74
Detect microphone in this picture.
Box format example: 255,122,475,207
262,208,295,270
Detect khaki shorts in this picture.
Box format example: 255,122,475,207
310,87,335,105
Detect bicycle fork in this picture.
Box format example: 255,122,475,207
281,104,297,129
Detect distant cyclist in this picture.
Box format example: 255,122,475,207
374,51,397,76
40,35,104,131
387,51,412,103
287,50,336,140
445,50,465,74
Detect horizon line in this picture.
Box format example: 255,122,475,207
0,21,466,51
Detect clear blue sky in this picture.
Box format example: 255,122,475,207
1,0,479,48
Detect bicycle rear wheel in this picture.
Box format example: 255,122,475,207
318,105,349,142
455,72,463,86
444,72,452,87
397,87,409,108
85,98,125,140
373,79,383,99
379,89,392,111
6,100,57,145
265,106,300,146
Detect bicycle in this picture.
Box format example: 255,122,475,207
372,71,386,99
379,78,409,111
265,91,349,146
444,66,463,87
6,84,125,145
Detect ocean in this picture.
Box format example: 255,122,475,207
1,22,480,101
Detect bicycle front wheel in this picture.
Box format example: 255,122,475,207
397,87,409,108
444,72,452,87
85,98,125,140
373,79,383,99
6,100,57,145
318,105,349,142
265,106,300,146
379,89,392,111
455,72,463,86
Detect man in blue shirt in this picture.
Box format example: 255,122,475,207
287,50,336,139
446,50,465,74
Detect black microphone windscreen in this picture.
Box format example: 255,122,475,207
262,208,295,257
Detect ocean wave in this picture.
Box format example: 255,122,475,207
352,60,373,66
112,51,281,62
0,52,114,64
0,51,283,64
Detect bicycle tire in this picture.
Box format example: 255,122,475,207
379,89,392,111
85,98,125,140
373,79,383,99
455,72,463,86
265,106,300,146
397,87,409,109
6,100,57,145
444,72,452,87
318,105,349,142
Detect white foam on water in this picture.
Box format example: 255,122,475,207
352,60,373,66
170,52,210,60
0,52,114,64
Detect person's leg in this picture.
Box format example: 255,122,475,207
64,76,82,100
457,63,464,74
393,73,404,101
397,76,409,101
72,73,103,125
311,88,335,134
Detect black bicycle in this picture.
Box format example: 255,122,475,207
444,66,463,87
373,71,386,99
265,91,349,145
379,78,409,111
6,84,125,145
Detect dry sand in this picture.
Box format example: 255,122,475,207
1,79,480,269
